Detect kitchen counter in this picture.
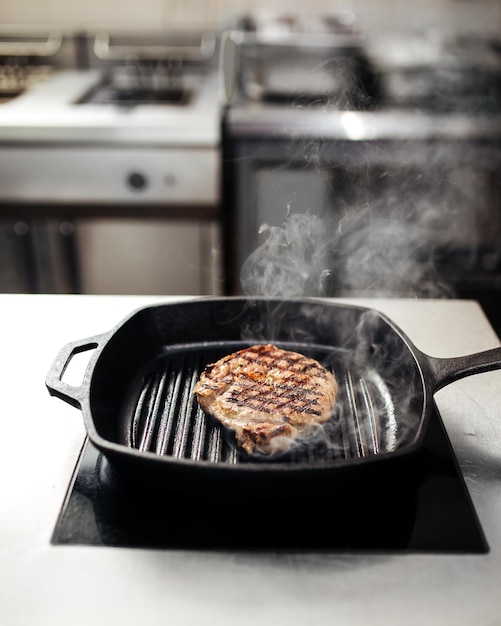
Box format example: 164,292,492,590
1,294,500,625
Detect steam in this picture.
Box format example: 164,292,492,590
240,210,334,297
241,208,453,299
239,158,487,300
237,163,474,461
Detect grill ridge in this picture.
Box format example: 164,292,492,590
156,359,184,456
127,349,242,463
133,369,167,452
171,355,195,458
359,378,380,455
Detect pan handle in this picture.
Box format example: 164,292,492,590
45,333,108,408
422,345,501,392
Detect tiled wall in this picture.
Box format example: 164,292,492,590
0,0,500,36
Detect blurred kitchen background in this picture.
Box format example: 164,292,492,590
1,0,501,329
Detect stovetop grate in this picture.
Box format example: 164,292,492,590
77,83,191,106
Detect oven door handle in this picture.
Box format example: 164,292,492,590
45,333,108,409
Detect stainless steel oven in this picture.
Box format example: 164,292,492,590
221,26,501,330
0,31,223,295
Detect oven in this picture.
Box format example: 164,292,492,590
0,30,222,295
221,23,501,332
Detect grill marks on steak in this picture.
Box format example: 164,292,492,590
193,344,338,456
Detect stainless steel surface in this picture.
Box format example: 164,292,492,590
1,295,501,625
75,220,221,295
92,31,216,62
223,29,501,138
0,32,63,57
0,143,219,205
0,67,220,143
226,106,501,140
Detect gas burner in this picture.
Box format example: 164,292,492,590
73,31,216,109
78,81,191,107
77,62,193,107
0,32,60,103
0,64,53,103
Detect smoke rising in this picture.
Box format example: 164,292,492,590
240,211,334,297
240,207,454,299
239,155,491,299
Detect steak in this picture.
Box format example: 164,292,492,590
193,344,338,456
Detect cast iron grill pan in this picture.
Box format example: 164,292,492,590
46,297,501,495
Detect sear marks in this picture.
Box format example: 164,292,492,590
193,344,338,456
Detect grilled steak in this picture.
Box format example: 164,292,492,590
193,344,338,456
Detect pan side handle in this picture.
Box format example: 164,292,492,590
421,346,501,392
45,334,108,408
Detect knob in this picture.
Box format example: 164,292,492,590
127,172,147,190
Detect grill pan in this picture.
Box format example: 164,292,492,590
46,297,501,496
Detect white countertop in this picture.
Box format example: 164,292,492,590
1,294,501,625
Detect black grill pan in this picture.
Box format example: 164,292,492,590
46,297,501,495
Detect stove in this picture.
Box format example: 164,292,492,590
53,405,487,552
0,31,223,296
0,31,221,205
